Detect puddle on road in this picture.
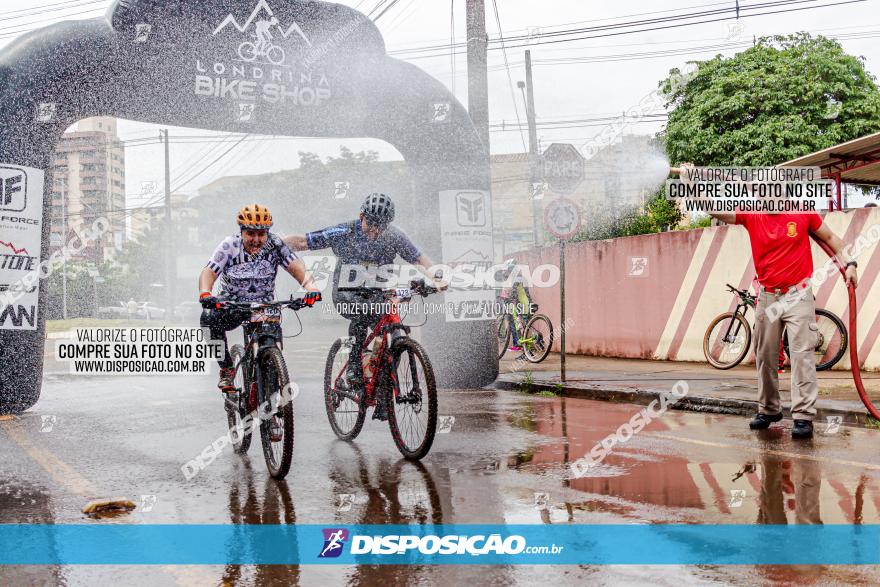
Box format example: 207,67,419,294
502,394,880,526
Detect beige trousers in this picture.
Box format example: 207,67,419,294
753,289,819,421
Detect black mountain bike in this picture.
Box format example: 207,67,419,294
703,284,847,371
217,294,320,479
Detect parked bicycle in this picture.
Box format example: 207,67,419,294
703,284,847,371
219,294,321,480
324,279,440,460
496,300,554,363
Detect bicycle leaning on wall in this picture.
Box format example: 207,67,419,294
703,283,847,371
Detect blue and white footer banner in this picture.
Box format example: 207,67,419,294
1,524,878,565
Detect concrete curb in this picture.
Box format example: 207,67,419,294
492,375,879,429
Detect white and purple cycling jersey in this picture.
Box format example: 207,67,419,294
206,233,298,303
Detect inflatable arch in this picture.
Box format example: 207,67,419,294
0,0,497,413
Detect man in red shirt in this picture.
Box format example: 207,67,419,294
711,209,857,439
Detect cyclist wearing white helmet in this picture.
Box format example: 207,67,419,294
284,193,445,418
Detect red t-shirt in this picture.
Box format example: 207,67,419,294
735,213,822,289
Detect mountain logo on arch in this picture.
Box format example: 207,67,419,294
213,0,312,66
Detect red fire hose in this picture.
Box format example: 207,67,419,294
811,235,880,420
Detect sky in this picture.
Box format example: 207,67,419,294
2,0,879,205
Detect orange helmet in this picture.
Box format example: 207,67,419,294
237,203,273,230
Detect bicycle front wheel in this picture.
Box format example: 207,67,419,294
226,345,252,454
387,338,438,460
703,312,751,369
814,309,848,371
522,314,554,363
324,338,367,441
257,347,294,479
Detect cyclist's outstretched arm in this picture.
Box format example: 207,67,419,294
414,254,449,290
283,234,309,251
199,267,218,295
284,259,320,292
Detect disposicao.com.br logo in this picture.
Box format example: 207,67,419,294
317,529,563,558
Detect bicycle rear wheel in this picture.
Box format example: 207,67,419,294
257,347,294,480
387,338,438,461
324,338,367,441
522,314,554,363
226,345,252,454
703,312,751,369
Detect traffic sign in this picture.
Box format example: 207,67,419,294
544,197,581,240
542,143,585,194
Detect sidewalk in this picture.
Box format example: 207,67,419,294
493,353,880,427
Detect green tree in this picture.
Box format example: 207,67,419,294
661,33,880,166
571,190,683,242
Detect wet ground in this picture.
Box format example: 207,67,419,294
2,322,880,585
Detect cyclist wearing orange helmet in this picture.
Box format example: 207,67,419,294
198,204,319,391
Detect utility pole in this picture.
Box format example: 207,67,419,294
524,50,544,246
60,176,67,320
161,129,173,315
466,0,490,151
524,50,538,155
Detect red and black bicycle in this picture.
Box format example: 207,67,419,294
324,280,440,460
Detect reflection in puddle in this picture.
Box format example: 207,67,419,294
507,395,880,525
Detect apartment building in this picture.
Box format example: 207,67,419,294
50,117,126,263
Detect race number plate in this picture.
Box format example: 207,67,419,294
250,306,282,323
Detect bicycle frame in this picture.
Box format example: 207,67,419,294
720,287,755,345
330,302,404,408
502,299,538,351
235,321,283,412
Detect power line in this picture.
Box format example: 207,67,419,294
0,0,106,24
367,0,392,18
372,0,404,22
491,0,527,153
390,0,866,59
0,5,107,38
384,0,419,33
171,134,251,192
383,0,738,51
391,0,829,55
422,26,880,79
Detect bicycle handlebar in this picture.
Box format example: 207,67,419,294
338,279,441,299
214,293,322,312
725,283,757,303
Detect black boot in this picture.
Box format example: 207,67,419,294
749,412,783,430
792,420,814,439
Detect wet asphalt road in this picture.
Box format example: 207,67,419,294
2,320,880,585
